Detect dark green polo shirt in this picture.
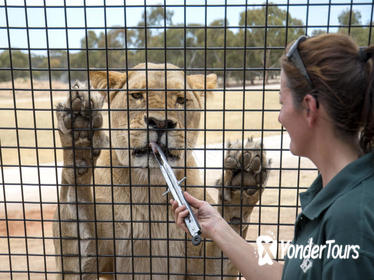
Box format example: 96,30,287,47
282,152,374,280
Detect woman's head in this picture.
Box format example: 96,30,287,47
281,33,374,152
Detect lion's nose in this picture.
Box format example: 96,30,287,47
144,116,177,129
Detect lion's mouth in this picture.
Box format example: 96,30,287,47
132,143,180,161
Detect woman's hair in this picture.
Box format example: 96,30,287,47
281,33,374,153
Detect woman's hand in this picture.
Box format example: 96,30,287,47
170,192,224,239
171,192,284,280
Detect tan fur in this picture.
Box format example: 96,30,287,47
53,63,269,279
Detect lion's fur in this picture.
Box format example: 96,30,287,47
53,63,268,279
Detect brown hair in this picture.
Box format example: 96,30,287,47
281,33,374,153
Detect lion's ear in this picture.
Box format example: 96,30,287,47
187,73,217,91
187,73,217,107
89,71,127,102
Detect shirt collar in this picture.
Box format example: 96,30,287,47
300,151,374,220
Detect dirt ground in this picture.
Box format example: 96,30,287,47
0,79,318,279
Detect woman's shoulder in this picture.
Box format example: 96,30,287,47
326,174,374,220
322,177,374,250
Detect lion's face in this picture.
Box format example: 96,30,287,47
90,63,217,169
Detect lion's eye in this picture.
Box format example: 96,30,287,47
131,92,143,100
176,96,186,105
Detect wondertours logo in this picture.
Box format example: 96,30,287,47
256,235,360,267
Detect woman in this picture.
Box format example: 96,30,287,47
171,33,374,279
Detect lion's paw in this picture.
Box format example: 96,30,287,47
56,81,107,168
217,137,270,202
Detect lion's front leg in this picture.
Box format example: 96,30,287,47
189,139,270,279
53,82,107,279
206,138,269,279
216,137,270,234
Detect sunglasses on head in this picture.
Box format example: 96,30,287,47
286,35,319,108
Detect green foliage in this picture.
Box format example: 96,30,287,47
337,9,371,46
237,5,304,83
0,6,370,83
0,50,29,81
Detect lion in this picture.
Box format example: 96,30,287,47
53,63,269,279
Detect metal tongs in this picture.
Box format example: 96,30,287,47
150,142,202,246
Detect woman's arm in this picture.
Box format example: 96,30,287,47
171,192,283,280
211,216,283,280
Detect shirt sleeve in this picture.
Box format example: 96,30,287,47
322,253,374,280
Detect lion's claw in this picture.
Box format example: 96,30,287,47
56,81,107,165
218,137,270,202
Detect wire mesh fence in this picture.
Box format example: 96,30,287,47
0,0,373,279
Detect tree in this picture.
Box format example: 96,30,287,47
129,7,175,65
238,4,304,84
4,4,372,85
338,9,371,46
69,28,133,81
0,50,30,81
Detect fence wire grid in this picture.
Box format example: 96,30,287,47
0,0,373,279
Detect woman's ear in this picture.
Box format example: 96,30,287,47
303,94,319,126
89,71,127,102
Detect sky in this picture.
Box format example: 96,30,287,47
0,0,373,54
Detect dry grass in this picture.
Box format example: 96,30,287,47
0,79,68,165
198,87,282,144
0,80,282,165
0,79,318,279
